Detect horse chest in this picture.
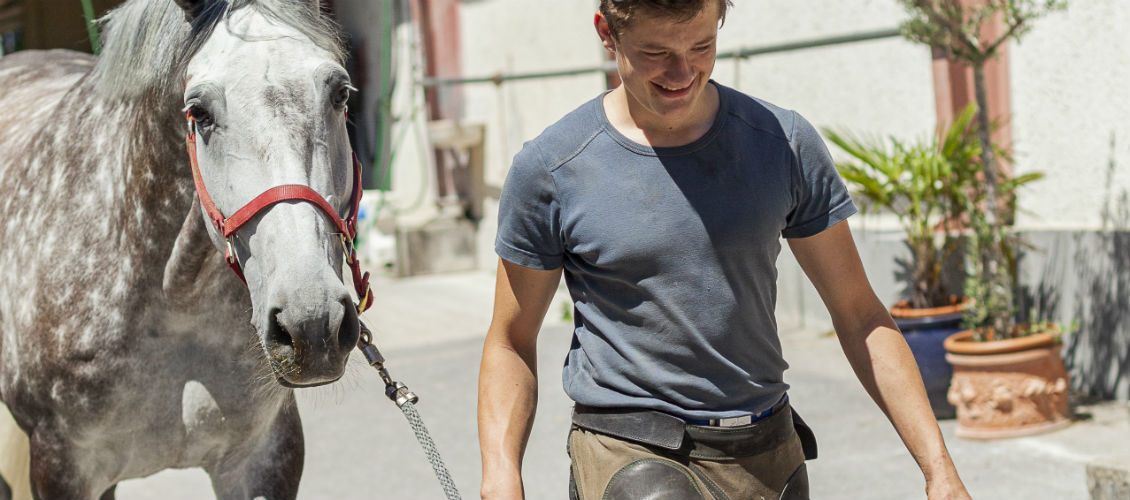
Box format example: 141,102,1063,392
43,327,286,473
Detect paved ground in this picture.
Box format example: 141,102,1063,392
117,270,1129,499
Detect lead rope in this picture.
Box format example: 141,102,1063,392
357,321,463,500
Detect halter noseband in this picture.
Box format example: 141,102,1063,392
184,111,373,313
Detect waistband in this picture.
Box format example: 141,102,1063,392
682,394,789,427
572,398,797,459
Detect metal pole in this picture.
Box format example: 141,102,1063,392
373,0,395,190
418,28,901,88
716,28,900,61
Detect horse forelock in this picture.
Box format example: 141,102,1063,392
91,0,345,102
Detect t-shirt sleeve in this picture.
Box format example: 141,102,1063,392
494,142,565,270
781,111,858,238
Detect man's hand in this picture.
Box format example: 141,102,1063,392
480,473,525,500
927,474,971,500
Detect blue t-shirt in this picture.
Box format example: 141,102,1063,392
495,82,857,420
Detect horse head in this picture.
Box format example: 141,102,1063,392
176,0,360,387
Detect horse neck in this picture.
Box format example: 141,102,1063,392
45,72,199,263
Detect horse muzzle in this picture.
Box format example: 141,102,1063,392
261,288,360,387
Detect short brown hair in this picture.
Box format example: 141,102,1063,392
599,0,733,39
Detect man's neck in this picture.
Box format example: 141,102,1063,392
603,83,720,149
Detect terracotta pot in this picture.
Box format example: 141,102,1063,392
890,298,969,319
944,329,1071,439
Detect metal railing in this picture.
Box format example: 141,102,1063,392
419,28,901,88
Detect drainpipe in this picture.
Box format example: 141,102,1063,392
411,0,463,208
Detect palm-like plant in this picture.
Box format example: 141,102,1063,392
825,104,981,309
897,0,1065,338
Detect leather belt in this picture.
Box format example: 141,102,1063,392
572,397,817,460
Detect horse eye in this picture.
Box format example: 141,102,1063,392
189,104,215,129
332,86,351,110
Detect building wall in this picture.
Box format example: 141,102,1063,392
1004,0,1130,399
378,0,1128,398
713,1,936,143
458,0,607,269
449,0,936,270
1010,1,1130,231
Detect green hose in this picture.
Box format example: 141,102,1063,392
80,0,101,54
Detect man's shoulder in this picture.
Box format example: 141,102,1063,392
717,83,802,144
519,95,606,171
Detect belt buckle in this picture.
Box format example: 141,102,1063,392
711,415,753,427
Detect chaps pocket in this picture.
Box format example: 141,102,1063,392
790,409,818,460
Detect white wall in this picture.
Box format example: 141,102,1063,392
447,0,937,271
1010,1,1130,231
713,0,936,144
380,0,1130,255
458,0,607,269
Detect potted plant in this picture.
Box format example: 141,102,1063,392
898,0,1072,439
824,103,981,419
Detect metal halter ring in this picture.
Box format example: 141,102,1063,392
225,236,238,266
340,234,355,265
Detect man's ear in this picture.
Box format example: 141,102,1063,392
594,12,616,53
173,0,207,22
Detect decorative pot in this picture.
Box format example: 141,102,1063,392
943,329,1071,439
891,300,967,419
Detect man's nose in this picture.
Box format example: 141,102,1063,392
665,54,694,84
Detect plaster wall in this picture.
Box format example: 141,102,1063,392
451,0,936,270
713,1,936,145
458,0,607,269
1010,1,1130,231
369,0,1129,399
776,228,1130,401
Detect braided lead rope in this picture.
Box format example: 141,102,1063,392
399,401,463,500
357,322,462,500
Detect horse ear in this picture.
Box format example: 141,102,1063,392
173,0,207,21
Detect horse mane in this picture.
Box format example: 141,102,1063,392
90,0,345,100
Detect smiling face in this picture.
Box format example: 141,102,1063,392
182,5,359,387
597,1,721,142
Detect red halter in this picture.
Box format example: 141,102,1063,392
184,111,373,313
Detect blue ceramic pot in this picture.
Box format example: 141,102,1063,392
894,310,963,419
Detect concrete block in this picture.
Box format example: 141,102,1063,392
395,216,478,277
1088,457,1130,500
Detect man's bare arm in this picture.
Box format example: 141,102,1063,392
788,220,969,500
478,259,563,500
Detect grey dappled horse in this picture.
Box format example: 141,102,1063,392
0,0,363,497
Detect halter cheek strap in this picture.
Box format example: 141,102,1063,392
184,111,373,313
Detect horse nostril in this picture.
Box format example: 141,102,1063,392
338,297,360,352
267,307,296,358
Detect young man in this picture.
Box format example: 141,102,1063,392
478,1,971,499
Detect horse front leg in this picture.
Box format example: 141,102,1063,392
26,430,104,500
207,397,304,500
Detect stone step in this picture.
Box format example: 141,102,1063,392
1088,457,1130,500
